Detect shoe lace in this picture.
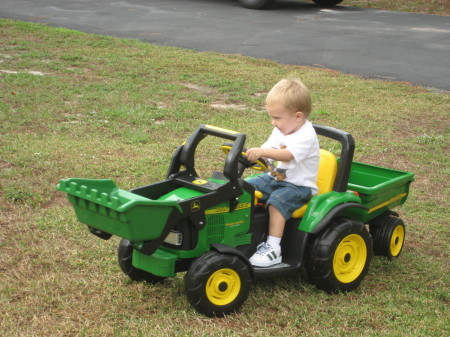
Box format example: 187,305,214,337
256,243,273,256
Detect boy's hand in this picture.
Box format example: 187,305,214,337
246,147,294,163
245,147,264,162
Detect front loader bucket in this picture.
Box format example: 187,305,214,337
57,178,183,242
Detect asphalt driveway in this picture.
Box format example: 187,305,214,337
1,0,449,91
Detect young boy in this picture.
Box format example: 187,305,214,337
246,78,320,267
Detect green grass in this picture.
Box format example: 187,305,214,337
1,19,449,336
343,0,450,16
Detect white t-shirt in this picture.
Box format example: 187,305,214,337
262,121,320,195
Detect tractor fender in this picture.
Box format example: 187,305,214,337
211,243,255,281
299,191,367,234
310,202,368,234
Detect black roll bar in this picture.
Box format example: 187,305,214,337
180,125,246,182
313,124,355,192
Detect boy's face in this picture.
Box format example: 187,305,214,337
266,102,305,135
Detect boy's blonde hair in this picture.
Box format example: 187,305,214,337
266,78,312,117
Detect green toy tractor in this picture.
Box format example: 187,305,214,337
57,124,414,317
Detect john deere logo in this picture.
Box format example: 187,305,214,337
191,200,201,212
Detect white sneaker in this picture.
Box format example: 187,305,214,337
249,242,282,267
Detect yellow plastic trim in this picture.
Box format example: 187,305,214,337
205,125,239,135
368,193,407,214
192,179,208,185
205,268,241,306
333,234,367,283
291,204,308,218
254,191,263,205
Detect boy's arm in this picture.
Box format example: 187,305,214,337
246,147,294,162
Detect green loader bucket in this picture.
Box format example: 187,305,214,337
57,178,183,242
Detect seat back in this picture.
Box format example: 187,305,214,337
291,149,337,218
316,149,338,195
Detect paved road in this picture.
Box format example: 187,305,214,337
1,0,449,91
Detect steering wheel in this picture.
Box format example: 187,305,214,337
220,143,267,171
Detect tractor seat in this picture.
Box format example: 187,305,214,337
254,149,338,219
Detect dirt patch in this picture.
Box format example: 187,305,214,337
1,69,47,76
181,82,217,95
181,82,264,111
209,103,248,110
0,159,14,169
42,192,68,209
147,100,168,109
394,110,449,139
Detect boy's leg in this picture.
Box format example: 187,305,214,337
250,204,284,268
268,204,285,238
245,174,273,202
249,184,311,267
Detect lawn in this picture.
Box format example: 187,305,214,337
0,18,449,336
343,0,450,16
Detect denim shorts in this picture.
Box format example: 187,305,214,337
246,173,312,220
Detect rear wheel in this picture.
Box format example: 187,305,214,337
185,251,251,317
313,0,344,6
118,239,166,283
306,218,373,293
370,216,405,258
239,0,276,9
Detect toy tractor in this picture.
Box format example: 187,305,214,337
57,124,414,317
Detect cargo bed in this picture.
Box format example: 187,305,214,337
347,162,414,220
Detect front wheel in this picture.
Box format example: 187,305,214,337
312,0,344,6
118,239,166,283
306,218,373,293
239,0,276,9
185,251,251,317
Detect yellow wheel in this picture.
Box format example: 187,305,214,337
206,269,241,306
390,224,405,257
371,215,406,259
333,234,367,284
185,252,251,317
306,218,373,293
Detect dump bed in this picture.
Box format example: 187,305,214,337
57,178,183,242
347,162,414,220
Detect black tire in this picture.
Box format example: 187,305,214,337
118,239,166,283
185,251,251,317
312,0,343,7
306,218,373,293
370,216,405,259
239,0,276,10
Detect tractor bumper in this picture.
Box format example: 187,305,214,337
132,248,177,278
